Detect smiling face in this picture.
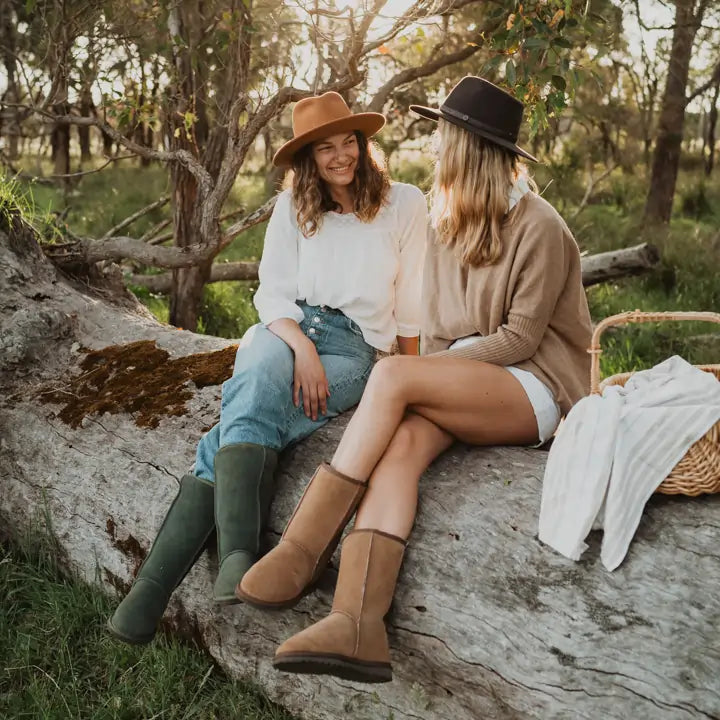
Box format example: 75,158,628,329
311,131,360,190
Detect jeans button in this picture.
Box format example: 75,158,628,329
313,317,320,323
309,328,316,335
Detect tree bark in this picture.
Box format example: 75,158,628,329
2,217,719,720
579,243,660,286
165,2,214,332
705,82,719,176
78,87,94,163
0,1,20,159
643,0,705,224
168,164,208,330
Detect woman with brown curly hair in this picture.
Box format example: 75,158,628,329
238,77,592,683
107,92,427,645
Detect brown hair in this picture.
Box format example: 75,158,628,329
286,131,391,236
430,119,535,267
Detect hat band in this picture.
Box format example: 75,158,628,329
439,104,517,142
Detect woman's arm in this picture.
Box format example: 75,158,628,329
253,192,305,326
268,318,330,421
393,185,428,345
435,218,571,366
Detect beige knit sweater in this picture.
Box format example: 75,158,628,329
421,192,592,415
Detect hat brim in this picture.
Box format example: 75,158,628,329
409,104,538,163
273,113,386,168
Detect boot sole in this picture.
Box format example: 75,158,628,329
274,652,392,683
106,618,155,646
235,577,319,610
213,595,243,606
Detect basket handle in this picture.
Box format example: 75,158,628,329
589,310,720,394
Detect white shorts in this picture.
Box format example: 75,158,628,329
449,337,562,444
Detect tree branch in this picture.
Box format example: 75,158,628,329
686,57,720,103
129,261,260,293
368,42,482,113
569,163,618,221
11,104,214,201
361,0,483,56
42,198,276,270
220,196,277,248
101,196,170,240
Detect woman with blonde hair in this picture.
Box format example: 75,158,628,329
107,91,427,644
238,77,593,682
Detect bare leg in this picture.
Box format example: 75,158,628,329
353,412,453,538
331,355,538,481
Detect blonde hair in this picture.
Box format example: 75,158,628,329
285,132,391,237
430,119,535,267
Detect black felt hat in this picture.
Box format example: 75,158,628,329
410,76,537,162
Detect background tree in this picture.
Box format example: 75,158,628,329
643,0,720,224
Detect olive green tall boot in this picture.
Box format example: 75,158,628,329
212,443,278,604
107,473,215,645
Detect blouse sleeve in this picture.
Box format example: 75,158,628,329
253,191,305,326
435,216,570,365
394,185,428,338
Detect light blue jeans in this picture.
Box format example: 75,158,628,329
194,302,376,482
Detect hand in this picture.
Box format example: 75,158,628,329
293,340,331,421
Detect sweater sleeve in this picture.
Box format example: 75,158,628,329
253,190,305,326
435,217,570,365
394,185,428,338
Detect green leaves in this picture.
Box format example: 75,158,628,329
506,59,516,86
478,0,611,137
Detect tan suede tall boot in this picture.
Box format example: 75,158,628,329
236,463,366,608
272,529,406,683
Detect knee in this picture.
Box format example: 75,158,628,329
228,329,293,391
366,355,408,398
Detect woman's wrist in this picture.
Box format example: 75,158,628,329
267,318,312,354
292,335,316,356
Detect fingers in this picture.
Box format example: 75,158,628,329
302,380,312,418
293,377,300,408
319,383,328,416
308,383,320,421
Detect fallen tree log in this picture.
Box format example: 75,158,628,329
130,260,260,293
580,242,660,287
2,216,719,720
128,243,660,294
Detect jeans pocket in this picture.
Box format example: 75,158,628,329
346,317,364,337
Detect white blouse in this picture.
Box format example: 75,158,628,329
253,182,428,351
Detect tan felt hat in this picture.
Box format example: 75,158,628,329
273,92,385,168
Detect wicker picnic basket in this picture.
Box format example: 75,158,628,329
589,310,720,496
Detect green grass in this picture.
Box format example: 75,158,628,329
563,183,720,378
0,530,296,720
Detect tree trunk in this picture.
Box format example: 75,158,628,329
51,108,71,178
165,1,211,332
705,82,719,176
101,100,114,156
78,87,93,163
643,0,704,224
51,64,71,183
168,164,208,330
2,216,720,720
0,2,20,160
